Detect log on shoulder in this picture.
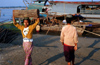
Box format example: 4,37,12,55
13,9,39,18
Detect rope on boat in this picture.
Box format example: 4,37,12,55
46,22,54,35
84,30,100,37
75,25,100,37
46,12,57,35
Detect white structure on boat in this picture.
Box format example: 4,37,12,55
49,1,100,18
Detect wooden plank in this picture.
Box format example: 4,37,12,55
13,9,39,18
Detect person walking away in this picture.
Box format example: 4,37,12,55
13,10,40,65
60,18,78,65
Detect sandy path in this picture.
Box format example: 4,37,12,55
0,34,100,65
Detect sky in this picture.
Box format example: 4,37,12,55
0,0,100,7
52,0,100,1
0,0,25,7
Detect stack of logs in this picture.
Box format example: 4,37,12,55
0,28,18,43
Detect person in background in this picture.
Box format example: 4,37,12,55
36,24,40,33
42,7,45,12
62,19,67,25
13,10,40,65
60,18,78,65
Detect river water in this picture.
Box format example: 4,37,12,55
0,8,25,23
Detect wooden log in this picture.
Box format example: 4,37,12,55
13,9,39,18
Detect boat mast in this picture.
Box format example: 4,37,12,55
44,0,48,6
92,0,93,14
31,0,32,4
23,0,29,9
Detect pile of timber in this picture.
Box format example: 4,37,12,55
0,28,18,43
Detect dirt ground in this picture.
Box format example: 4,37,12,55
0,34,100,65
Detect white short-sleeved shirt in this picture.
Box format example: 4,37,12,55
60,25,78,46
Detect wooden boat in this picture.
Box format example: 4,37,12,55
12,0,99,36
41,21,100,35
93,28,100,34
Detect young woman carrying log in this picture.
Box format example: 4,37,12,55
13,10,40,65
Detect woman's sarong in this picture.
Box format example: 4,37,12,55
23,42,33,65
64,44,75,62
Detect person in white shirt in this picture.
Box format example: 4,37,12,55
60,18,78,65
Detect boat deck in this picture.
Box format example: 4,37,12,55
41,22,100,35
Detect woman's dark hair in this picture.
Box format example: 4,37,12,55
66,17,72,24
23,17,31,25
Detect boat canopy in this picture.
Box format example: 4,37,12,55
49,1,100,5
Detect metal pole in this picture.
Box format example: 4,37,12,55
23,0,28,10
92,0,93,14
92,0,93,2
64,3,65,14
31,0,32,4
64,3,66,20
19,18,22,25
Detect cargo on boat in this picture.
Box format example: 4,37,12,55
40,20,100,35
20,0,100,35
49,1,100,19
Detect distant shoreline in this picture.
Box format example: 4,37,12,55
0,6,26,9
